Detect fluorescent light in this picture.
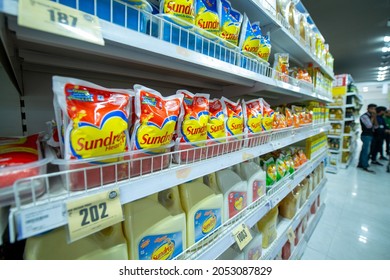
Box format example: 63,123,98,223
361,226,368,232
379,70,389,74
377,77,385,81
378,75,386,79
385,36,390,43
362,87,368,92
383,47,390,53
352,192,357,196
379,66,389,71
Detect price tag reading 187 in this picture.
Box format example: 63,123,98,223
66,188,123,242
232,223,253,250
18,0,104,45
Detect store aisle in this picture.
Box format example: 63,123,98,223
302,155,390,260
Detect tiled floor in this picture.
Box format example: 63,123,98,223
302,151,390,260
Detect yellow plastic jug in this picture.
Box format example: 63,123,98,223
123,187,186,260
179,178,223,247
236,161,266,203
215,169,247,221
24,224,128,260
257,206,278,249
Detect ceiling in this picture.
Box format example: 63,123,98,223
301,0,390,83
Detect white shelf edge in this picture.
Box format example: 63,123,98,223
289,203,325,260
176,152,327,260
260,177,327,260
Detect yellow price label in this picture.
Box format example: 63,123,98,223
242,152,254,161
287,226,296,244
66,188,123,242
232,223,253,250
18,0,104,46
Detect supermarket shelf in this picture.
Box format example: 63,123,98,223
329,120,343,123
346,92,364,103
328,149,341,153
326,165,338,174
260,177,327,260
0,1,332,104
8,124,331,242
231,0,334,79
289,203,325,260
175,152,327,260
344,117,354,122
327,135,342,139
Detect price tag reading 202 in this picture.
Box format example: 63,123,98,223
66,188,123,242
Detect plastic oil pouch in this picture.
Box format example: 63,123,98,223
175,90,209,162
273,53,289,82
221,97,244,140
160,0,195,27
52,76,132,161
239,14,260,59
243,99,263,135
258,35,271,62
260,99,274,131
219,0,242,47
195,0,220,40
264,157,277,187
207,99,226,143
276,156,287,181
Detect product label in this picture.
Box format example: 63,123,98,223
252,180,266,202
139,232,183,260
244,99,262,134
163,0,195,25
64,84,130,160
195,0,220,39
179,92,209,145
228,191,247,218
194,209,222,242
134,89,181,152
258,43,271,62
220,1,241,46
224,99,244,139
207,100,226,142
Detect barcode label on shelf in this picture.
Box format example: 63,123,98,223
18,0,104,45
66,188,123,243
16,201,66,240
232,223,253,250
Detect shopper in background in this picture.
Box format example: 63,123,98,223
357,104,377,173
370,106,389,165
385,109,390,156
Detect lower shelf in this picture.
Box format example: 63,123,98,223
289,203,325,260
260,177,327,260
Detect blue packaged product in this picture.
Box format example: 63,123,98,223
219,0,242,47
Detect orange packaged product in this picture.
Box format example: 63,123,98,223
298,149,308,164
272,112,287,130
131,85,182,176
174,90,209,163
285,108,294,127
243,99,263,147
206,99,227,158
221,97,244,153
52,76,132,191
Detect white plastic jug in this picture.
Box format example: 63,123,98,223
179,178,223,247
242,227,263,260
24,224,128,260
123,187,186,260
215,169,248,221
236,161,266,203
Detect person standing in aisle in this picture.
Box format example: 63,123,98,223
385,109,390,156
370,106,388,165
357,104,377,173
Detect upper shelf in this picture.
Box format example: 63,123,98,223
0,0,332,104
230,0,335,79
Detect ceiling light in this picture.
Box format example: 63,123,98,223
358,235,368,243
377,77,385,81
362,87,368,92
379,66,389,71
361,226,368,232
379,70,389,75
385,36,390,43
382,47,390,53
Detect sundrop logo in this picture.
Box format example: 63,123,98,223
202,214,217,234
166,1,194,16
151,240,175,260
198,19,219,30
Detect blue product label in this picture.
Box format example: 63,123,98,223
194,209,222,242
138,232,183,260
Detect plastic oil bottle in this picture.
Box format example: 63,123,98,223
24,224,128,260
179,177,223,247
234,161,266,203
123,187,186,260
208,169,247,222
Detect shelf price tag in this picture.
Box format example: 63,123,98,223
66,188,123,242
232,223,253,250
18,0,104,46
16,201,67,240
287,226,296,244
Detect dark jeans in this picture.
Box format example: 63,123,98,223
359,135,372,168
386,134,390,155
370,135,385,161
